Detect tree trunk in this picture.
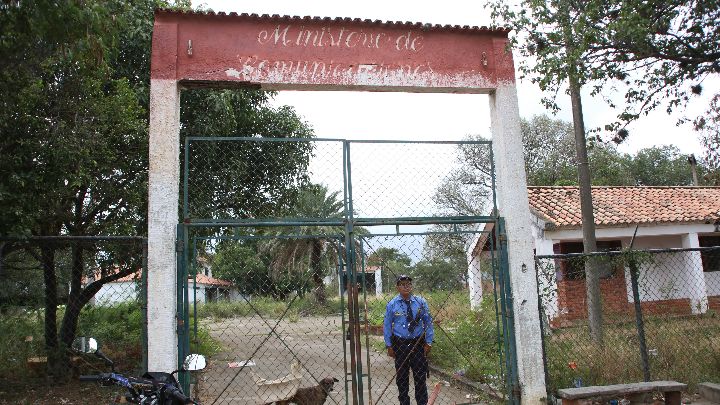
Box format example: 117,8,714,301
60,246,84,350
569,80,604,345
310,241,326,304
40,244,69,382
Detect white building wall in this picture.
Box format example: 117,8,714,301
682,233,709,313
537,227,712,313
532,223,558,323
95,281,137,305
189,285,207,304
625,252,691,302
467,247,483,310
374,268,383,297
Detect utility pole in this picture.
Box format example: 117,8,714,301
688,154,699,186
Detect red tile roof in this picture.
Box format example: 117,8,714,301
528,186,720,230
192,274,233,287
155,8,510,34
87,270,233,287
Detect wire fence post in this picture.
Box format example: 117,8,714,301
628,255,651,382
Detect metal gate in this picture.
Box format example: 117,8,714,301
176,138,519,404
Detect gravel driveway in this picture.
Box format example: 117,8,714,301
194,316,482,405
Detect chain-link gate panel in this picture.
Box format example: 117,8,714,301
354,232,508,404
179,137,516,404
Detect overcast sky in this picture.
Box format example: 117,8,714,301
193,0,713,156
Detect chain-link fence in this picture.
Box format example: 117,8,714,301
0,236,147,385
535,246,720,396
181,137,509,404
187,229,505,405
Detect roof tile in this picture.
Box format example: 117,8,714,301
528,186,720,229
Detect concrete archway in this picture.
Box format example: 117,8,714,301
148,9,544,403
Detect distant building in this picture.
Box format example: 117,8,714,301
89,262,241,305
469,186,720,323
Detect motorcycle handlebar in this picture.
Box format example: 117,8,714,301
79,374,103,382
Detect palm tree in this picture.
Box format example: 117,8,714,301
263,184,346,304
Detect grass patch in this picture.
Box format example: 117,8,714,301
0,302,146,379
545,312,720,393
195,296,344,320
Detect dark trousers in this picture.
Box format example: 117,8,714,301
392,336,428,405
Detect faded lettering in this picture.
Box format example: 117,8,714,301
256,24,423,52
228,56,435,82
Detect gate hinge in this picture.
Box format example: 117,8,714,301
176,240,184,252
512,384,522,402
177,315,185,333
498,233,507,243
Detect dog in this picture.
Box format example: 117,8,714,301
272,377,339,405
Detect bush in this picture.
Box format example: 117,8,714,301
195,295,344,320
544,313,720,393
0,309,45,379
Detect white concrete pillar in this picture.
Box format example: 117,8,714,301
467,247,483,310
490,84,546,404
682,233,709,314
375,267,383,297
148,79,181,372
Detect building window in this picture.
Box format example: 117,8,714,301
553,240,622,280
699,236,720,272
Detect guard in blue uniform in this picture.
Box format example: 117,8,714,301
383,275,434,405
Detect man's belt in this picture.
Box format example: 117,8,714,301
392,335,424,345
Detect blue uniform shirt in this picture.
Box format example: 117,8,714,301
383,294,434,347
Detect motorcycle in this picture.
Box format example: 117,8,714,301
73,336,206,404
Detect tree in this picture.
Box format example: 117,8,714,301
489,0,719,342
262,184,346,304
0,0,153,379
367,247,412,293
411,259,466,292
0,0,315,380
488,0,720,135
212,241,307,299
182,90,314,220
630,145,698,186
522,116,578,186
696,94,720,185
433,140,495,217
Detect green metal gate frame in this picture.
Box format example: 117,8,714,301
176,137,520,404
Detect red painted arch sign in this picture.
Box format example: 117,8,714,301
152,10,515,92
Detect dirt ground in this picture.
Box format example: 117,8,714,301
194,315,487,405
0,379,122,404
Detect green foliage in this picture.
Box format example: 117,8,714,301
411,259,466,292
0,0,317,379
212,241,309,299
488,0,720,135
182,90,315,220
629,145,698,186
76,302,143,350
366,248,412,293
260,184,347,303
696,94,720,185
423,295,503,384
195,296,343,320
544,314,720,393
522,115,578,186
433,115,701,217
0,310,45,379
